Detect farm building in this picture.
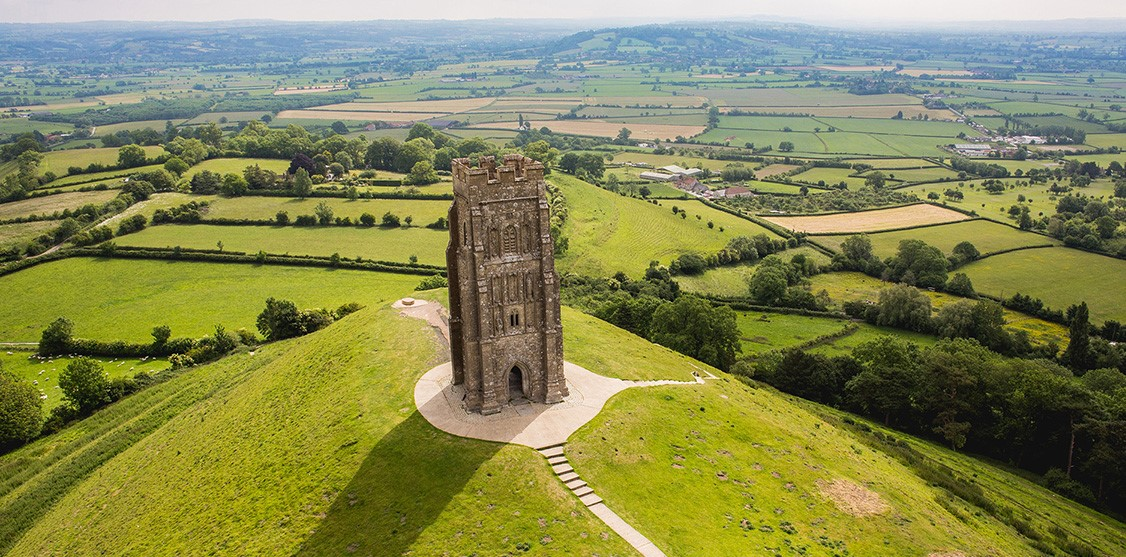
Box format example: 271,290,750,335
639,171,675,181
711,186,753,198
660,165,703,176
674,176,708,194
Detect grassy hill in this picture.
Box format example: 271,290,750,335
2,296,1123,555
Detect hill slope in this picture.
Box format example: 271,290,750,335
2,296,1124,555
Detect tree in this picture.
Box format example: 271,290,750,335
220,173,249,197
330,121,349,135
639,185,651,198
381,211,401,227
163,156,190,176
840,234,873,265
845,335,920,425
117,144,147,168
365,137,402,170
0,365,43,447
748,264,788,305
865,171,886,189
256,297,302,341
121,179,155,201
288,153,319,177
945,272,975,297
1063,302,1092,371
951,241,980,263
59,357,110,414
314,201,334,225
152,325,172,347
648,296,740,371
405,160,439,185
875,283,933,332
292,168,313,198
615,127,632,145
888,239,948,289
521,140,560,170
393,137,435,174
190,170,222,194
359,212,376,227
39,317,74,356
778,141,795,152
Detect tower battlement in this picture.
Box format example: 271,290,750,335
451,155,545,195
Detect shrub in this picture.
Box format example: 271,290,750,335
0,366,43,448
59,357,111,414
39,317,75,356
415,274,449,290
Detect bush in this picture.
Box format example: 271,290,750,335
0,366,43,448
39,317,75,356
59,357,111,414
415,274,449,290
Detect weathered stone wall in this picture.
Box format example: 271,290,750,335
446,155,567,414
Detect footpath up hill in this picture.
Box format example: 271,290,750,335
1,298,1124,556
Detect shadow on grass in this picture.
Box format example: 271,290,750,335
295,411,502,556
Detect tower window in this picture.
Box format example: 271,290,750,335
503,225,518,255
509,310,520,328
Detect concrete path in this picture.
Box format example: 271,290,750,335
398,298,710,557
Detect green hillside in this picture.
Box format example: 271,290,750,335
3,298,1123,556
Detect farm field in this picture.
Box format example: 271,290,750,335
763,204,969,234
814,219,1058,259
551,174,782,277
476,119,707,140
807,323,940,356
114,223,449,265
0,257,423,342
0,221,56,250
41,164,162,189
0,190,119,221
735,311,851,355
809,272,1069,348
204,196,451,224
960,247,1126,324
182,157,290,178
791,167,867,188
870,166,958,183
40,146,165,177
899,179,1064,222
0,351,167,413
755,163,799,178
675,246,832,297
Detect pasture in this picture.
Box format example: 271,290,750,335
0,221,57,250
763,204,969,234
675,246,832,297
814,219,1057,259
809,272,1070,348
204,196,451,224
114,224,448,265
0,352,167,413
552,174,782,277
0,190,119,221
791,167,867,188
735,311,851,355
182,157,290,178
0,257,423,342
960,247,1126,324
807,323,940,357
474,119,707,140
40,146,165,177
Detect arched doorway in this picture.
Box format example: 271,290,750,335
508,366,525,401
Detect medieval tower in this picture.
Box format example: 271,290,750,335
446,154,568,415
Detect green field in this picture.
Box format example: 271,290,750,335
0,221,56,250
736,311,851,355
809,272,1070,348
675,246,832,297
0,190,120,221
0,352,167,413
0,257,423,343
182,157,291,178
0,305,634,556
204,195,451,224
897,178,1123,224
807,323,940,356
961,247,1126,324
553,174,782,277
815,219,1058,259
790,167,867,188
114,223,448,265
40,146,166,177
42,164,163,189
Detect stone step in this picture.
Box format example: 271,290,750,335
572,486,595,498
551,463,574,475
579,492,603,507
547,455,568,466
539,445,566,459
557,471,580,483
564,478,587,490
537,442,566,453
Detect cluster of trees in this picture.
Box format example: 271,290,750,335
563,264,741,371
558,152,607,180
831,234,984,294
256,297,362,341
746,253,831,310
722,187,917,214
748,335,1126,512
2,189,142,259
669,233,791,276
1047,190,1125,255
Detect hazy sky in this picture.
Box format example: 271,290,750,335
0,0,1123,24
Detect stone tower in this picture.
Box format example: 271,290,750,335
446,154,568,415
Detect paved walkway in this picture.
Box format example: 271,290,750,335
398,298,712,557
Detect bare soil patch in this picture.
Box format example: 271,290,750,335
763,204,969,234
816,479,890,517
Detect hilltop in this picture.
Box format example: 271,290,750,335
2,294,1122,556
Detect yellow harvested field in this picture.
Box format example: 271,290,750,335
585,95,708,107
898,68,975,77
470,120,706,140
818,65,896,72
756,164,800,178
273,85,348,95
490,97,585,105
312,97,496,113
762,204,970,234
275,110,447,121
